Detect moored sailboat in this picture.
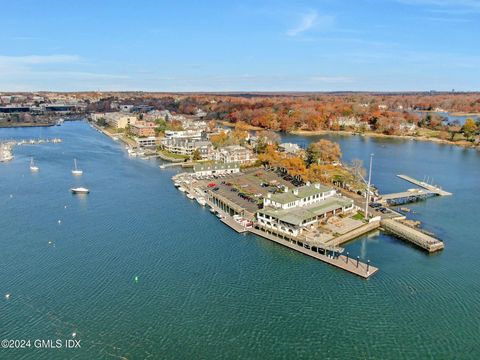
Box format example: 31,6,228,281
72,158,83,176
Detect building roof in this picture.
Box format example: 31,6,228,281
193,161,240,172
259,197,353,226
269,184,333,204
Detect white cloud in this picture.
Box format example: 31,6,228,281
286,10,334,37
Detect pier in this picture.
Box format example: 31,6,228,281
249,227,378,278
381,219,444,252
380,189,436,205
397,175,452,196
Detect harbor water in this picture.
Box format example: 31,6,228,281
1,122,479,359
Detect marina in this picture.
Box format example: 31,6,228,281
171,164,451,276
172,170,381,278
0,121,478,359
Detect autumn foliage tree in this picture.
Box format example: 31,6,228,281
306,139,342,165
462,118,478,139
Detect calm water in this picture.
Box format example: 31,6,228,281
1,122,479,359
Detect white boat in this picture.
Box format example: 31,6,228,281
112,136,119,141
174,182,180,187
186,193,195,200
71,159,83,176
209,207,216,213
178,187,186,192
71,187,89,194
30,157,39,172
196,197,206,206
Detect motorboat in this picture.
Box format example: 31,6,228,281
71,187,90,194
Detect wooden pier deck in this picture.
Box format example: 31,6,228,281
381,219,444,252
397,175,452,196
381,189,432,201
249,227,378,279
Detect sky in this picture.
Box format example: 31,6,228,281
0,0,479,92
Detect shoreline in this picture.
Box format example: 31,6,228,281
0,122,54,128
218,121,477,149
449,112,480,117
288,130,479,149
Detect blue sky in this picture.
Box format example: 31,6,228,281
0,0,479,92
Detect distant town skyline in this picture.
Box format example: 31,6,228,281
1,0,479,92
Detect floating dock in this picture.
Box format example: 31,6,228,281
381,219,444,252
397,175,452,196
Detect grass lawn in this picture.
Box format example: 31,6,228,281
352,211,365,221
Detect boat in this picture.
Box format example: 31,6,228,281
186,193,195,200
178,187,186,192
71,159,83,176
209,207,216,213
56,119,64,126
216,213,224,219
71,187,90,194
112,136,119,141
30,157,39,172
196,197,206,206
173,182,180,187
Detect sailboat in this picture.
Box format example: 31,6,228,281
71,159,83,176
30,157,39,172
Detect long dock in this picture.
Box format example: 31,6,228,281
381,219,444,252
397,175,452,196
249,227,378,278
380,189,436,205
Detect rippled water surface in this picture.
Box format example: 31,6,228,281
0,122,479,359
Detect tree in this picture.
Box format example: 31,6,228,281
207,120,217,132
255,130,280,154
210,131,229,148
97,117,107,127
462,118,478,139
306,139,342,165
279,157,306,178
350,159,366,181
192,149,202,161
232,122,249,144
257,130,280,145
155,119,167,133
